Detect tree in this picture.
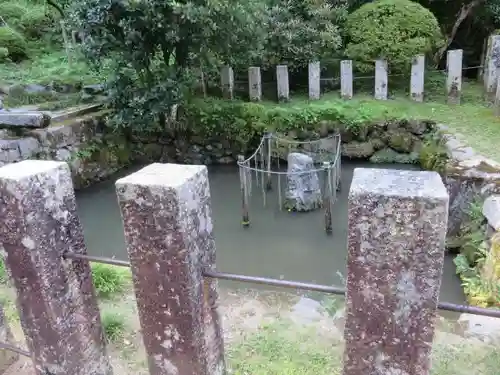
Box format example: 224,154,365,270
263,0,347,71
344,0,444,72
69,0,268,132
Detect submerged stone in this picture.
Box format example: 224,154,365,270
284,152,323,212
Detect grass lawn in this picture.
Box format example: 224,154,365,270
259,78,500,162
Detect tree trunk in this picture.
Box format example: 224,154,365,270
434,0,484,64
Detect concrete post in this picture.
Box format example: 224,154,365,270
220,65,234,99
374,59,388,100
410,55,425,102
340,60,353,100
495,70,500,116
115,163,225,375
447,49,463,105
308,61,320,100
276,65,290,102
0,160,112,375
248,67,262,102
484,35,500,96
344,168,449,375
0,303,18,373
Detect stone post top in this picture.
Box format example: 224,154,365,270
0,159,67,181
115,163,207,189
349,168,448,200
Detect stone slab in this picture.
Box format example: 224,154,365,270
0,160,112,375
344,168,449,375
115,163,225,375
0,112,50,128
483,195,500,231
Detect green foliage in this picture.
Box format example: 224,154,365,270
263,0,346,70
345,0,444,72
101,311,126,342
0,26,28,61
0,47,8,61
0,0,57,39
418,134,448,173
91,263,131,299
70,0,268,132
0,258,7,284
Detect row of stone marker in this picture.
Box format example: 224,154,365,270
0,159,449,375
221,49,468,104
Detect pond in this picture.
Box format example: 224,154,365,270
75,160,465,305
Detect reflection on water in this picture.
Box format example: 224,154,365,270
75,160,465,307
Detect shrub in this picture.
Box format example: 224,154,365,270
101,311,126,342
345,0,444,73
0,26,28,61
91,263,131,299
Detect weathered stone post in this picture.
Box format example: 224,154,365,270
410,55,425,102
344,168,449,375
483,34,500,96
221,65,234,99
447,49,463,105
248,66,262,101
0,160,112,375
308,61,321,100
374,59,388,100
276,65,290,102
115,163,225,375
340,60,353,100
0,303,18,373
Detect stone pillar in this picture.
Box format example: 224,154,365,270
0,303,18,373
344,168,449,375
340,60,353,100
447,49,463,105
495,73,500,116
248,67,262,102
0,160,112,375
410,55,425,102
308,61,320,100
276,65,290,102
374,59,388,100
220,65,234,99
484,35,500,96
115,163,225,375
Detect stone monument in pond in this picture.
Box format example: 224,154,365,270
284,152,323,212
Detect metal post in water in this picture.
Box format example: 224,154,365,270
323,162,333,234
238,155,250,227
260,147,267,207
265,132,272,191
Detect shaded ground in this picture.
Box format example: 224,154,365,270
1,287,499,375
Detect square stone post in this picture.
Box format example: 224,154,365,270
374,59,388,100
344,168,449,375
340,60,353,100
248,66,262,101
276,65,290,102
115,163,225,375
447,49,463,105
484,34,500,96
0,160,112,375
410,55,425,102
220,65,234,99
308,61,320,100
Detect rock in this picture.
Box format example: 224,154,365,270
0,112,51,128
24,83,49,94
55,148,72,162
387,129,414,153
369,148,418,164
458,313,500,344
17,137,40,158
289,297,324,324
83,84,105,95
284,152,323,212
483,196,500,231
405,119,428,135
341,141,375,158
0,96,3,110
217,156,234,164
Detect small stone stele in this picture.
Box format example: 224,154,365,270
284,152,323,212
